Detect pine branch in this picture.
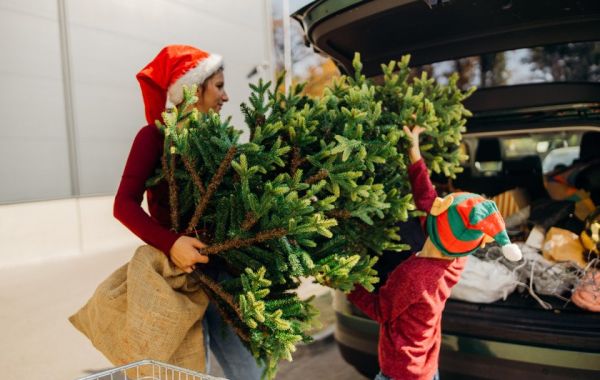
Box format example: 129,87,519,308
306,169,329,185
192,271,240,316
198,228,287,255
241,212,258,231
182,157,206,196
192,271,250,342
186,146,237,233
162,142,179,232
327,209,352,220
290,146,305,176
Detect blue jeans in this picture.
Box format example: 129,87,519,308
375,370,440,380
203,301,262,380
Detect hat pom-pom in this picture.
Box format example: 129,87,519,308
502,243,522,261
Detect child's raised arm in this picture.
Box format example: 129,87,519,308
404,125,425,165
404,125,438,213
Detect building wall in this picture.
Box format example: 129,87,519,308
0,0,71,202
0,0,272,266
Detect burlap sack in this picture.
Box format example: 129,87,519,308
69,245,209,373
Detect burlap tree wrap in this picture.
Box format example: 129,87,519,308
69,245,209,373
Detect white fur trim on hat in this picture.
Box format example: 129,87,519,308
502,243,523,262
167,53,223,106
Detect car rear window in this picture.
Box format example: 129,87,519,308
416,41,600,91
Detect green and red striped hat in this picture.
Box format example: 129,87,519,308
426,192,522,261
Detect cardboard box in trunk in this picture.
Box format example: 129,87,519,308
491,188,529,219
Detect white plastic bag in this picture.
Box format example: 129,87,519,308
450,255,518,303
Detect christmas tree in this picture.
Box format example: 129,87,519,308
150,53,474,378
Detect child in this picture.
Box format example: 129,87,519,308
348,126,522,380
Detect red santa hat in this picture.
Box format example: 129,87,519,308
136,45,223,125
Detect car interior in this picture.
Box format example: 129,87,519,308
574,131,600,204
453,136,547,199
453,131,599,201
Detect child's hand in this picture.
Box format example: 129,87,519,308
403,125,425,164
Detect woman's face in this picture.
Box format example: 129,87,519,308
196,70,229,114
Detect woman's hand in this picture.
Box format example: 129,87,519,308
403,125,426,164
169,236,210,273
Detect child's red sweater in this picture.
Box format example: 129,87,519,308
348,159,467,380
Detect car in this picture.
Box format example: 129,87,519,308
293,1,600,379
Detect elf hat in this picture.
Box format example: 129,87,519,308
426,192,523,261
136,45,223,125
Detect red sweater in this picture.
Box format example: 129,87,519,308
114,125,180,254
348,159,467,380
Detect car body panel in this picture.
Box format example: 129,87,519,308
441,335,600,371
463,83,600,117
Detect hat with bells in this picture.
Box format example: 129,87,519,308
426,192,523,261
136,45,223,125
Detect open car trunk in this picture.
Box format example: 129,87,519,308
293,0,600,77
295,1,600,378
335,82,600,378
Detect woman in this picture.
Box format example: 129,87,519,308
113,45,260,380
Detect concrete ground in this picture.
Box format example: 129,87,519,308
1,247,132,380
269,336,369,380
0,246,339,380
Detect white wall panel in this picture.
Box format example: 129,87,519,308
67,0,269,195
0,0,270,201
0,0,71,202
0,0,272,267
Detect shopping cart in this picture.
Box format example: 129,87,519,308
77,359,228,380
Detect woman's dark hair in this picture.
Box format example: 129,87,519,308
200,66,224,91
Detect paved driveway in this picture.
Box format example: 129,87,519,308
0,248,133,379
1,247,365,380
